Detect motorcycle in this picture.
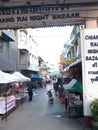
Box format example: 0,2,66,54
47,89,54,104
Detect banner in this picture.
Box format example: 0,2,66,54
0,4,98,28
0,95,16,114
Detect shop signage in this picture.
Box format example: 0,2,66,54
81,29,98,116
0,6,78,15
0,6,79,24
65,60,73,65
0,13,79,22
0,95,16,114
0,5,98,28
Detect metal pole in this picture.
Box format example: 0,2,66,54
5,94,7,122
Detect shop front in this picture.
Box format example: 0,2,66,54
63,79,83,118
63,58,83,118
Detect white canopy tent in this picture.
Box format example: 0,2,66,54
0,70,20,84
12,72,30,82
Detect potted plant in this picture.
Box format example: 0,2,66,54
90,98,98,130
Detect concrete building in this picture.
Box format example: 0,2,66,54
60,25,82,81
0,29,16,72
16,28,39,76
0,29,40,77
60,25,82,73
64,25,81,63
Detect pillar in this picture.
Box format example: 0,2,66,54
83,20,98,128
85,20,97,28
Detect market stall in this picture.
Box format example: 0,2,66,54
0,71,30,119
63,79,83,118
0,70,19,123
12,72,31,106
67,81,83,118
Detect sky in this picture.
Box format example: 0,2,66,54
32,26,73,68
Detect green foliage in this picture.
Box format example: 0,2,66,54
90,99,98,121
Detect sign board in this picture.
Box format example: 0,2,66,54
81,29,98,116
65,60,73,65
0,95,16,114
0,5,98,28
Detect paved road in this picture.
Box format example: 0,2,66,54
1,87,84,130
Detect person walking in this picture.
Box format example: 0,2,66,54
53,75,58,96
57,76,63,96
27,83,33,102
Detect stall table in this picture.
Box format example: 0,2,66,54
68,100,83,118
0,95,16,125
15,91,27,107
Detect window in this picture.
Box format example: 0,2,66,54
20,30,26,41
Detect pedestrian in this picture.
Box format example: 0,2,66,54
27,83,33,102
45,74,52,94
45,74,51,84
53,75,58,96
43,76,46,87
57,76,63,95
64,92,69,110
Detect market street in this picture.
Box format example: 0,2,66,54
1,87,84,130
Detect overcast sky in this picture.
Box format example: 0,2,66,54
32,26,73,68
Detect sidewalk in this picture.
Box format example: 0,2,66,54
78,118,93,130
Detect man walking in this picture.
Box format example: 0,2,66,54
27,84,33,102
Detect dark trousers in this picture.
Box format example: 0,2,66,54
28,92,32,101
53,83,58,95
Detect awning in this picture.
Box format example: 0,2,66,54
12,72,30,82
0,30,15,41
64,66,70,72
37,75,43,79
69,58,82,68
31,74,43,79
31,74,38,79
0,70,20,84
66,81,82,93
64,58,82,72
63,79,77,90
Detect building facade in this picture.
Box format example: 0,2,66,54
0,29,40,77
64,26,81,62
0,29,16,72
60,25,82,81
16,29,39,76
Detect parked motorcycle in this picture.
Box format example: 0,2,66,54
47,89,54,104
